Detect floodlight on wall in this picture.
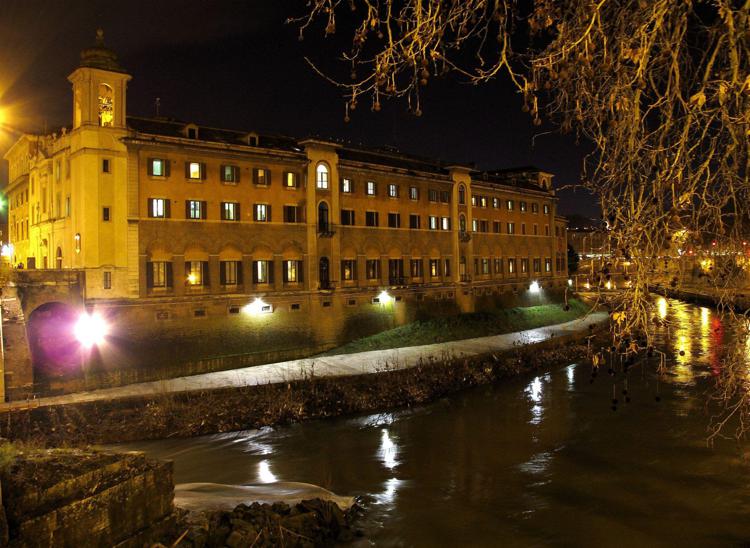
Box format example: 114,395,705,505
242,297,272,316
74,233,81,254
529,281,541,294
377,290,394,305
74,312,109,348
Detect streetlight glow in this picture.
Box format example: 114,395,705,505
74,312,109,348
529,281,541,293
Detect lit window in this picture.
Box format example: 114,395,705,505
98,84,114,127
150,158,167,177
520,201,527,212
254,260,270,283
472,219,478,232
187,200,203,220
410,259,423,278
222,202,239,221
508,258,516,274
543,204,550,214
429,216,439,230
545,258,552,272
409,187,419,200
316,163,329,189
493,198,499,208
341,178,353,193
507,199,514,211
366,181,376,195
430,259,440,277
507,222,515,234
285,172,298,188
152,262,167,287
188,162,202,180
221,261,240,285
521,258,529,273
221,165,239,183
149,198,166,218
441,217,450,230
388,184,398,198
284,260,299,283
187,261,204,286
254,203,269,222
253,168,271,185
342,260,356,281
480,196,487,208
482,258,490,275
366,259,380,280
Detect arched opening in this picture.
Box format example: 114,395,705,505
458,185,466,205
318,202,330,233
316,163,329,189
27,302,81,385
55,247,63,269
98,83,114,127
319,257,330,289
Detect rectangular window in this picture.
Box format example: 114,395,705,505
283,260,302,283
429,259,440,278
102,159,110,173
341,209,355,226
341,260,356,281
492,197,500,209
253,260,272,284
521,223,526,235
221,201,239,221
480,220,489,232
187,261,205,286
534,258,542,273
508,258,516,274
409,186,419,200
253,168,271,186
410,259,423,278
254,203,270,222
366,259,380,280
531,202,539,213
493,221,501,233
471,196,477,206
187,200,205,220
545,258,552,272
441,217,450,231
543,204,550,214
283,205,299,223
507,222,515,234
521,258,529,273
151,261,168,288
102,206,110,221
148,198,168,218
103,271,112,290
480,196,488,208
444,259,451,277
341,178,353,193
474,258,479,275
494,258,503,274
366,181,376,196
429,189,439,202
187,161,204,180
65,196,71,217
388,213,401,228
439,191,449,203
482,258,490,275
149,158,168,177
366,211,379,227
429,216,439,230
409,214,420,229
520,201,527,212
388,184,399,198
284,172,298,188
507,199,514,211
220,261,241,285
221,165,240,183
472,219,478,232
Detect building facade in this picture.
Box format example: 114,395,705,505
2,34,568,397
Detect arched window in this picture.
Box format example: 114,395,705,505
459,214,467,232
458,185,466,205
98,84,114,127
318,202,330,232
55,247,63,269
316,163,329,190
319,257,330,288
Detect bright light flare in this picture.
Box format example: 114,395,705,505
1,243,13,257
377,290,394,304
529,281,541,293
74,312,109,348
242,297,271,315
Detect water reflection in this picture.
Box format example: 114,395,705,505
525,373,550,425
257,460,277,483
378,429,399,470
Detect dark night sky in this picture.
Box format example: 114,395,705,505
0,0,597,217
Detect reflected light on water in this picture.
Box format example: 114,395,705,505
657,297,668,320
257,459,278,483
566,365,575,390
525,374,549,425
379,429,399,470
373,477,402,506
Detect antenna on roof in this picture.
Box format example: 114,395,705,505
155,98,161,117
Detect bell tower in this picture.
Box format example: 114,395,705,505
68,29,131,129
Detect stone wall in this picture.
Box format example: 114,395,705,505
1,449,176,547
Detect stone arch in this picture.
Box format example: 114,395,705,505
27,301,81,384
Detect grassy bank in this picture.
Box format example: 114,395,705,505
323,298,589,356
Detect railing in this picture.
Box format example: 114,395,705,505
458,231,471,242
389,276,406,286
318,223,335,237
319,280,334,290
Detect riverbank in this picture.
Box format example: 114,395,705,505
0,317,606,446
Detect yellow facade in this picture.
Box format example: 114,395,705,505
3,34,568,310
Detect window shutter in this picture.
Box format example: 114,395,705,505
220,261,226,285
298,260,304,283
147,198,154,218
253,205,258,222
202,261,210,286
166,262,173,287
147,159,154,176
340,261,345,281
236,262,244,285
298,205,305,223
185,201,190,219
165,160,171,177
252,261,259,283
201,201,207,219
265,169,271,186
235,203,241,220
220,203,226,220
200,163,207,180
253,169,258,185
146,262,154,288
165,199,171,218
268,261,275,284
234,166,240,183
266,205,272,222
184,162,190,178
282,261,289,283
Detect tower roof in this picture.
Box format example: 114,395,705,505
79,29,127,73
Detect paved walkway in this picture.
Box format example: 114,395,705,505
1,312,608,412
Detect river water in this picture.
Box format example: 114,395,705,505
118,299,750,546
